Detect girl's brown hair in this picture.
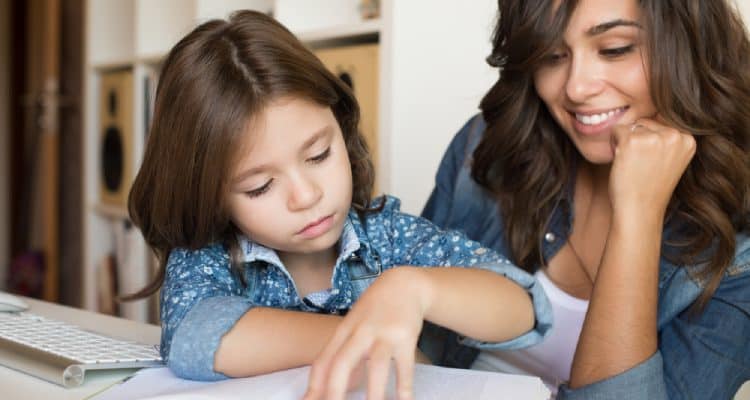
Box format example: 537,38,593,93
473,0,750,310
125,10,374,299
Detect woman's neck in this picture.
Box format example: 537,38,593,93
583,162,612,196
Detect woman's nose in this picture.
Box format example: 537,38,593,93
565,56,604,103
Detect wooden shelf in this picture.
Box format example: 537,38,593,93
89,58,135,71
296,18,381,43
92,203,130,220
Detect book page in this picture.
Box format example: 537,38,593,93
94,364,550,400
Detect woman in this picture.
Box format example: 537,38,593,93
419,0,750,398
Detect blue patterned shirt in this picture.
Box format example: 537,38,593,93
160,195,552,380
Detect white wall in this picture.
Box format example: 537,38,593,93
0,0,11,290
738,0,750,24
383,0,497,213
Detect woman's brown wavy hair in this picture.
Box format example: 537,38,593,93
473,0,750,310
124,10,375,300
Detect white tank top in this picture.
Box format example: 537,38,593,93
472,270,589,397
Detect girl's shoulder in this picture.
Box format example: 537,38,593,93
166,243,230,271
349,195,404,231
353,194,446,237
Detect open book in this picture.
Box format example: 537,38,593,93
93,364,550,400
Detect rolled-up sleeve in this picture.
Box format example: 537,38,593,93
160,246,254,381
557,352,667,400
168,296,255,381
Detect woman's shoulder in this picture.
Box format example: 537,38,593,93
444,114,486,162
728,231,750,275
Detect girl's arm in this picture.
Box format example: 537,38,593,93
302,196,550,400
216,307,433,378
214,307,341,377
161,246,345,381
162,246,429,381
569,119,696,388
304,266,534,400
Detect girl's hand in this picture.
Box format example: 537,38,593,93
610,118,696,221
303,267,429,400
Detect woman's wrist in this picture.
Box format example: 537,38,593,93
611,206,664,236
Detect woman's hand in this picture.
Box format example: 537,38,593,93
610,118,696,221
303,267,429,400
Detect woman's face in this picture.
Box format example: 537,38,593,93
533,0,656,164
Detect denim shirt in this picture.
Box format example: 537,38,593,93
419,115,750,399
160,195,552,381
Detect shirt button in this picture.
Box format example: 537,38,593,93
544,232,556,243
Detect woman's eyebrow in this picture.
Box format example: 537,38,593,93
587,19,641,36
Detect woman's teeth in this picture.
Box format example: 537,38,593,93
576,107,626,125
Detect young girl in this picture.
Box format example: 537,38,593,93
127,10,551,399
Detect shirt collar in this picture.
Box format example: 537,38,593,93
236,216,362,271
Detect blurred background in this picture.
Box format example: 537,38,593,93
0,0,501,319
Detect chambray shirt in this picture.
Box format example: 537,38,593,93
419,115,750,400
160,195,552,381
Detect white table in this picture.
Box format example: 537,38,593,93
0,295,160,400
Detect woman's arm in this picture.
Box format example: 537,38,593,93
560,257,750,399
568,211,662,386
569,119,696,388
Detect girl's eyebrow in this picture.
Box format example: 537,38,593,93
586,19,641,36
300,125,333,151
232,125,333,184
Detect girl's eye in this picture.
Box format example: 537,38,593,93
600,45,634,58
308,147,331,164
246,179,273,198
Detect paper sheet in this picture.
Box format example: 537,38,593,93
94,364,550,400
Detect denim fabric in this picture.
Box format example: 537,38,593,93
420,114,750,399
160,195,552,381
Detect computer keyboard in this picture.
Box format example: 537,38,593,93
0,311,163,387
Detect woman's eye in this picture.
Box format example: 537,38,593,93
600,45,634,58
308,147,331,164
246,179,272,198
543,52,567,65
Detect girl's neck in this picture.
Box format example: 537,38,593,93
278,246,339,275
278,246,339,298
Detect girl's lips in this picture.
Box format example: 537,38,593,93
297,215,334,239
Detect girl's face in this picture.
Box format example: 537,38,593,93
533,0,657,164
227,97,353,258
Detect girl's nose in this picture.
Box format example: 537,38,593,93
287,173,322,211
